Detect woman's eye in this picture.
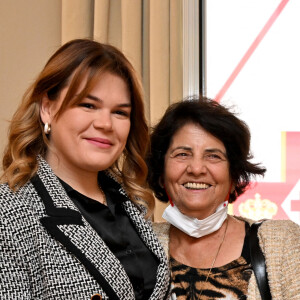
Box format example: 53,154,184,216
114,110,130,117
173,152,189,158
206,153,225,161
79,103,95,109
177,153,187,156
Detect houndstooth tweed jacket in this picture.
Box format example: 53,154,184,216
0,157,170,299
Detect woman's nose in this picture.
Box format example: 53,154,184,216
186,158,207,175
93,110,113,131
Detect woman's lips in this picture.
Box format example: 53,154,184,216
86,137,113,148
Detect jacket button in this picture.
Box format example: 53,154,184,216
91,294,102,300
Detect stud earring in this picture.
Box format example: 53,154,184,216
44,123,51,134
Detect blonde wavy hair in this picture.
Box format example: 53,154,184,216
1,39,155,217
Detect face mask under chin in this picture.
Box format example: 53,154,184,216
162,201,229,238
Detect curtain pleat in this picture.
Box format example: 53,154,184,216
170,0,183,104
94,0,110,43
146,0,171,125
121,0,142,76
61,0,94,44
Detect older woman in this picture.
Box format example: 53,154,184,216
0,39,169,299
147,97,300,299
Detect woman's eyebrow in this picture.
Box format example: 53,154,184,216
86,94,131,107
205,148,227,157
86,94,101,101
170,146,192,154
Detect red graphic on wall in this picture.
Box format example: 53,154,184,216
234,132,300,222
215,0,290,103
211,0,299,223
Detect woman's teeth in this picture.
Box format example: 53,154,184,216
183,182,210,189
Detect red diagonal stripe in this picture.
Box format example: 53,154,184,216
215,0,290,103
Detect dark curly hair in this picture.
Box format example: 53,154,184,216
147,96,266,203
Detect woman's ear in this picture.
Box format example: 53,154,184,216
40,95,52,125
40,93,61,125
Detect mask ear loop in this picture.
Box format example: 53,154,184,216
164,185,174,207
224,182,233,204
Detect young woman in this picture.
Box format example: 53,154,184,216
0,39,169,300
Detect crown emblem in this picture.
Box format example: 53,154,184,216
238,193,278,220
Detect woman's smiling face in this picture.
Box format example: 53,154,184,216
40,72,131,179
163,123,232,219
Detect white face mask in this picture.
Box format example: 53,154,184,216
162,201,228,238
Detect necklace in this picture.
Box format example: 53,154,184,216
198,217,229,298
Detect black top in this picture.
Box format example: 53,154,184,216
60,172,159,300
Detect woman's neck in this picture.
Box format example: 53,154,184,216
46,154,106,204
169,216,245,268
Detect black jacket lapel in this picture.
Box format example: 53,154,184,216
31,175,120,300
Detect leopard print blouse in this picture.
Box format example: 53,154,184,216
170,223,252,300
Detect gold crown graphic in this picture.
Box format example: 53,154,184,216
238,193,278,220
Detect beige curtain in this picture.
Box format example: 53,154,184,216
61,0,182,122
61,0,183,220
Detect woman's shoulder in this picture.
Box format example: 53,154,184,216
259,218,300,238
234,215,299,229
234,215,300,241
152,222,170,255
0,182,18,206
152,221,170,236
237,216,300,248
0,181,37,218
